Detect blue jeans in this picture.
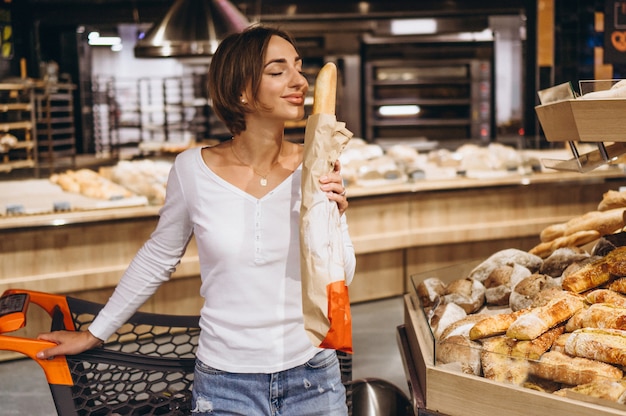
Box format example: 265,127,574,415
191,349,348,415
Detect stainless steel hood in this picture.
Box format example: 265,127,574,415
134,0,250,58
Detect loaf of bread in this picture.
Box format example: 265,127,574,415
561,256,613,293
529,230,601,259
484,264,531,306
506,292,585,340
598,190,626,211
480,337,530,385
436,335,482,375
564,208,626,237
483,326,564,361
429,302,467,340
555,379,626,404
415,277,446,308
469,309,528,340
508,274,560,311
565,327,626,366
529,350,622,385
439,314,486,341
549,333,571,353
442,278,485,314
468,248,543,282
571,303,626,331
51,169,134,200
539,247,590,277
604,246,626,276
312,62,337,115
607,278,626,295
586,288,626,307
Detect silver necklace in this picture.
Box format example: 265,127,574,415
231,142,282,187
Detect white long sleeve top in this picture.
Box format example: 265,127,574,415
88,147,356,373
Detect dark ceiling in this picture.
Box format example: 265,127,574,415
21,0,531,27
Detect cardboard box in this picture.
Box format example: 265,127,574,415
535,99,626,143
403,263,626,416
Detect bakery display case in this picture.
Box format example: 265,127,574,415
400,254,626,416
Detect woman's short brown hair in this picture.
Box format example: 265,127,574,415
208,25,299,136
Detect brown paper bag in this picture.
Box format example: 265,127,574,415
300,112,353,353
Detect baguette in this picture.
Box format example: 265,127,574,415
312,62,337,115
529,350,622,385
572,303,626,331
529,230,600,259
563,208,626,237
561,256,613,293
586,288,626,308
469,309,528,340
482,326,564,361
598,189,626,211
480,337,530,385
607,277,626,294
506,292,585,340
565,327,626,366
605,246,626,276
555,379,626,404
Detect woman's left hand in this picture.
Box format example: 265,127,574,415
320,160,348,215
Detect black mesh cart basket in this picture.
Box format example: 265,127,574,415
0,288,354,416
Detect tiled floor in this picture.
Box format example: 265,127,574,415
0,296,408,415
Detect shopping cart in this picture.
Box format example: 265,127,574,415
0,288,354,416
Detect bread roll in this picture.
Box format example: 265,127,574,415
484,264,531,306
508,274,560,312
468,248,542,282
529,350,622,385
539,247,590,277
443,278,485,314
430,302,467,340
312,62,337,115
565,327,626,366
436,335,482,376
506,292,585,340
439,314,486,341
416,277,446,308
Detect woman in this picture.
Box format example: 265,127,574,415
36,25,356,416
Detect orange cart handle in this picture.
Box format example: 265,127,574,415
2,289,76,331
0,334,73,385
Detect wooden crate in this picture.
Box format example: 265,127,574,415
403,261,626,416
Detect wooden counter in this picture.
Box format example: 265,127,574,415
1,168,626,357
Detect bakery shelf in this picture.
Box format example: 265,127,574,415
0,82,38,176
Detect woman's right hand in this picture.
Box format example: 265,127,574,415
36,330,104,360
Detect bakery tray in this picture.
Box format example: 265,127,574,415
404,262,626,416
534,99,626,143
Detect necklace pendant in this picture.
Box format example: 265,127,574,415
260,177,268,187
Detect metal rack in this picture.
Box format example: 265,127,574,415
34,78,77,174
0,82,38,176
